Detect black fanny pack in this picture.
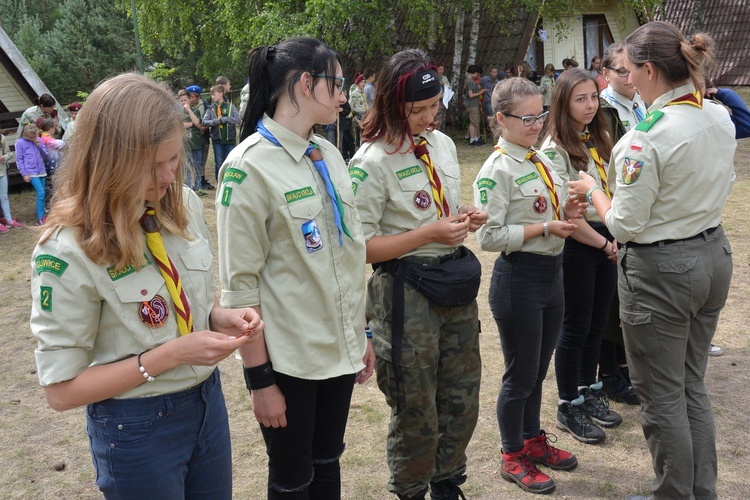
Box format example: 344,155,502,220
396,246,482,307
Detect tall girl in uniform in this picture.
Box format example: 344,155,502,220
215,38,374,499
539,68,622,445
473,77,579,494
568,23,735,500
349,48,487,500
30,73,263,499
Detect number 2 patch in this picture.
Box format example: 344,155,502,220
40,286,53,312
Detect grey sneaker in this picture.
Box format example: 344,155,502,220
580,384,623,427
708,343,724,356
556,400,605,444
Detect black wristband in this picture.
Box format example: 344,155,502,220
600,238,609,250
243,361,276,392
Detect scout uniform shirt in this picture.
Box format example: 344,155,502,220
474,137,565,256
215,115,366,380
540,132,607,223
606,83,736,244
349,130,461,259
31,188,215,398
600,86,646,132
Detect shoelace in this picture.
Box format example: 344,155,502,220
571,405,594,428
540,432,564,458
518,454,544,478
590,390,612,412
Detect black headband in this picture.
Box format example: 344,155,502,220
404,69,441,102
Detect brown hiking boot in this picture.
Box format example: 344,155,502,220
501,449,555,494
524,430,578,471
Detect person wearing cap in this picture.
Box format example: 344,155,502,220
350,49,487,500
62,102,82,142
187,85,214,190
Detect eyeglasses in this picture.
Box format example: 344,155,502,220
504,110,549,127
606,66,630,78
310,74,346,94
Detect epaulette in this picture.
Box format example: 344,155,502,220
635,111,664,133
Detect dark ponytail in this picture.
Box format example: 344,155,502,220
240,38,341,141
36,93,55,108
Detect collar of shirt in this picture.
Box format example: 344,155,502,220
496,136,536,163
260,113,316,163
648,82,696,114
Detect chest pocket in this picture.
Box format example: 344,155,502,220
516,176,561,219
285,195,325,252
111,267,177,345
179,241,213,313
396,168,434,220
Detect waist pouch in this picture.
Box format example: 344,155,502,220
398,246,482,307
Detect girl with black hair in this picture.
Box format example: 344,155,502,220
216,37,374,499
350,48,487,500
17,93,57,137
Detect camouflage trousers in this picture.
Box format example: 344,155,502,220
367,267,481,498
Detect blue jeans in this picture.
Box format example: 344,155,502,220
212,143,235,180
555,225,617,400
489,252,563,452
259,372,355,499
86,370,232,499
29,176,46,220
0,174,11,220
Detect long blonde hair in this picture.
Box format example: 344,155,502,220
41,73,190,270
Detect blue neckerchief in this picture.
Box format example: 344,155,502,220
256,119,351,245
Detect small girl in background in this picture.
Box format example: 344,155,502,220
0,133,23,232
38,118,65,172
15,124,48,225
540,64,556,111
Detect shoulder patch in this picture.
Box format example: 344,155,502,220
544,151,556,160
515,171,539,186
621,157,644,185
40,286,53,311
222,167,247,184
35,255,68,277
221,186,233,206
396,165,423,180
635,111,664,132
349,167,368,182
284,186,315,204
476,178,497,190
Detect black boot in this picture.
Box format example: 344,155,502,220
429,475,467,500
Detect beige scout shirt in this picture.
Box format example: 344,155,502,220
32,187,215,397
1,134,15,177
540,133,606,223
605,83,736,244
216,115,366,380
474,137,566,256
349,131,462,259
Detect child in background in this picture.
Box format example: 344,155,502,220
38,118,65,212
15,124,48,226
177,89,204,195
540,64,556,111
202,84,241,180
0,133,22,232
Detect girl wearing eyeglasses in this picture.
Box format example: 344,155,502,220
217,37,374,499
473,77,580,494
539,68,622,447
600,42,647,134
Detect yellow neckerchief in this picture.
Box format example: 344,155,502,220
665,89,703,109
579,131,611,198
495,145,561,220
415,136,450,218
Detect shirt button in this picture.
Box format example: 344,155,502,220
308,211,312,216
201,259,207,267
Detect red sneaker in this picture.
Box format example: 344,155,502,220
524,430,578,470
0,223,7,234
501,449,555,494
5,218,23,228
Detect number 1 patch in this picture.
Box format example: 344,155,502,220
40,286,53,312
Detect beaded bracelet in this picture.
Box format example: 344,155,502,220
365,326,373,339
137,352,155,382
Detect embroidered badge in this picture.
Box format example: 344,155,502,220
107,255,152,281
635,110,664,132
396,165,422,180
221,167,247,184
413,190,432,210
221,186,233,206
515,172,539,186
622,120,631,129
479,190,488,205
476,178,497,190
351,181,358,195
35,255,68,277
622,158,644,185
349,167,368,182
630,141,644,152
40,286,53,312
139,295,169,328
533,195,548,214
285,186,315,204
301,219,323,253
544,151,556,161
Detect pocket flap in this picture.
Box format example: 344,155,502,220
113,268,165,303
288,196,323,220
621,309,651,326
657,256,697,274
180,241,211,271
